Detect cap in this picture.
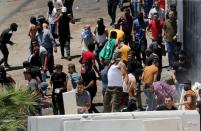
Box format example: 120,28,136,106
84,24,91,30
61,7,67,13
183,80,192,85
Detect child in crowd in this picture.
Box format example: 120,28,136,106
68,63,82,90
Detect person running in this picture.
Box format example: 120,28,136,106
28,16,38,54
0,23,18,67
58,7,75,60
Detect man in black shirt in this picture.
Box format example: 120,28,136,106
81,62,99,113
156,96,177,111
0,23,18,67
58,7,75,60
50,64,67,115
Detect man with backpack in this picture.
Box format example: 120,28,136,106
99,31,117,63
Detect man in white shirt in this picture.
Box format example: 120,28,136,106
148,0,165,20
103,51,126,112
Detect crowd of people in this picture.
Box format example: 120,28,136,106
0,0,200,116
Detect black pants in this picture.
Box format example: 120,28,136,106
0,44,9,65
64,1,74,17
131,38,147,64
52,93,65,115
59,37,70,57
46,48,54,74
107,1,118,24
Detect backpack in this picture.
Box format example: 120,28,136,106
99,39,116,62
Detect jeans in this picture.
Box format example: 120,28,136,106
144,0,153,17
0,44,9,65
131,0,141,17
49,24,57,39
166,41,175,67
144,89,156,111
59,37,70,57
107,1,118,24
104,87,122,112
46,48,54,74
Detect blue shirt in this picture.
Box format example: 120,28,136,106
133,19,148,39
69,72,82,89
36,29,56,49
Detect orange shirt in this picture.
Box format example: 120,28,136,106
184,90,197,110
143,65,158,83
120,44,131,62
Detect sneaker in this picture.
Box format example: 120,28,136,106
67,56,72,61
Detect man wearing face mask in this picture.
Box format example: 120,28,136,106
117,8,133,45
175,80,197,110
0,23,18,67
148,0,165,21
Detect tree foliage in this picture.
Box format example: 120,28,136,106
0,86,38,131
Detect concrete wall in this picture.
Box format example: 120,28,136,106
28,111,200,131
182,0,201,82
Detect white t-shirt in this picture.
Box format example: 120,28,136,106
123,73,136,93
47,8,57,24
107,63,123,87
148,8,165,20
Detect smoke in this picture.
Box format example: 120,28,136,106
0,0,33,26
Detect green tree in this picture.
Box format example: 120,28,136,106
0,86,38,131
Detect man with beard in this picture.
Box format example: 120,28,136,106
0,23,18,67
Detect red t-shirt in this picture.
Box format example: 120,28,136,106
81,51,95,63
148,20,164,40
159,0,165,9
